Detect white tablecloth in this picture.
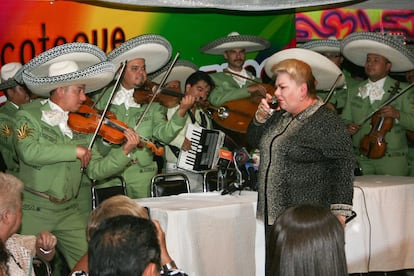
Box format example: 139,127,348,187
345,175,414,273
136,191,258,276
136,175,414,276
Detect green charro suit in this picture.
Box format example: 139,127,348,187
208,71,261,107
15,98,131,268
341,76,414,176
0,101,20,176
93,85,187,199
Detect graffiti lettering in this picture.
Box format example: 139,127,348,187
296,9,414,41
1,23,126,65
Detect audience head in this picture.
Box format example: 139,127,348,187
87,195,149,240
88,215,160,276
0,173,24,242
266,204,347,276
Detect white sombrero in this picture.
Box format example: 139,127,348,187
300,37,341,53
0,62,23,90
264,48,345,91
149,60,198,92
200,32,270,55
23,43,107,78
107,34,172,74
341,32,414,72
23,48,115,97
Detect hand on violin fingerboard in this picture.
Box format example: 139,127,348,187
379,105,400,120
177,95,195,117
122,128,140,155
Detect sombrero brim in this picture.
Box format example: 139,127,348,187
108,34,172,74
200,34,270,55
149,60,198,92
23,42,107,77
264,48,345,91
300,39,341,53
341,32,414,72
23,61,116,97
0,79,19,90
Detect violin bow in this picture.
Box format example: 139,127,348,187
87,61,127,150
323,73,343,104
356,82,414,126
224,69,260,84
134,51,180,130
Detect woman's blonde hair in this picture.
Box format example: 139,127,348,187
86,195,149,240
272,59,317,96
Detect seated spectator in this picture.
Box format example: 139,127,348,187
266,204,347,276
92,215,161,276
73,215,186,276
0,173,57,276
71,195,184,275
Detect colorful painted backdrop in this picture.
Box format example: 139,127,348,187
0,1,294,68
296,8,414,41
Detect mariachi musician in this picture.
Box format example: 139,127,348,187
93,34,194,199
150,60,216,192
200,32,271,148
341,32,414,176
14,42,140,269
0,62,30,177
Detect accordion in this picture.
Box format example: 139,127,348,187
177,124,225,172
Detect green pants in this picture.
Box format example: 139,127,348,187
407,147,414,176
75,179,93,225
123,162,157,198
20,191,87,269
90,162,157,199
357,154,409,176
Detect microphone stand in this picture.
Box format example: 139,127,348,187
221,153,244,195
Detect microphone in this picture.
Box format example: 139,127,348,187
217,149,233,192
217,148,233,172
234,147,252,166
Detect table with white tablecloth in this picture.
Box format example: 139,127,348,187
135,175,414,276
345,175,414,273
136,192,258,276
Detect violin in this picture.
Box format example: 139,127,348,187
133,81,183,108
84,95,117,120
359,81,400,159
68,105,164,156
